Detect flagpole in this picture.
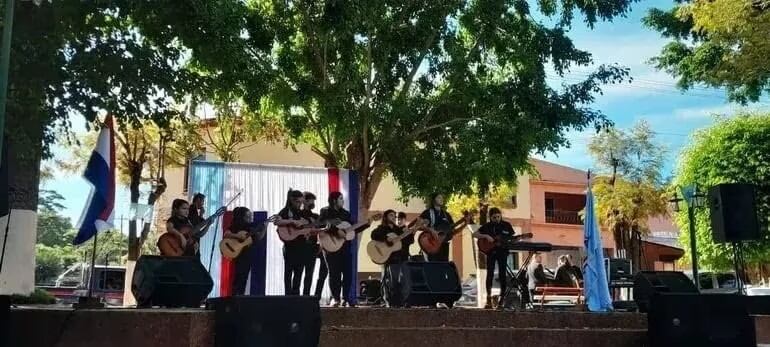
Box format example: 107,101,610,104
0,0,16,162
87,231,98,298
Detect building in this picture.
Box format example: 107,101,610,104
159,135,630,282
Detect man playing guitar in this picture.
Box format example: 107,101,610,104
319,192,372,307
472,207,517,309
418,193,456,261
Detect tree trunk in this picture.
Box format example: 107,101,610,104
1,111,44,295
127,164,141,260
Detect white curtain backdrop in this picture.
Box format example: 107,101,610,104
223,163,331,300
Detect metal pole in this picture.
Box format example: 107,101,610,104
0,0,16,161
87,232,98,298
688,206,699,290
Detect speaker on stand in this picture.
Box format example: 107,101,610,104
708,183,761,294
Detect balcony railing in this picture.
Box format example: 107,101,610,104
545,209,582,225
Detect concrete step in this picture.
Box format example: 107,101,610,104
320,327,648,347
321,307,647,330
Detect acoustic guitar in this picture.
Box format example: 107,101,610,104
477,232,534,255
276,219,329,242
219,215,278,259
418,210,473,255
366,219,426,265
157,206,227,256
318,213,382,253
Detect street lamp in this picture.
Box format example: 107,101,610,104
669,184,707,289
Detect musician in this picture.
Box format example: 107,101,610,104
419,193,455,261
371,210,413,307
301,191,326,297
320,192,370,307
527,253,548,298
165,199,196,257
188,193,206,226
472,207,515,309
275,190,310,295
223,207,257,296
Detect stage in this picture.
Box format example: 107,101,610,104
9,306,770,346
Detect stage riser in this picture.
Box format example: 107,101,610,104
321,328,647,347
322,308,646,329
9,308,770,347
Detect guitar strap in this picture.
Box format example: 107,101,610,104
429,208,436,228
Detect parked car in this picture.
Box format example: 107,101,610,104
683,271,770,296
37,263,126,306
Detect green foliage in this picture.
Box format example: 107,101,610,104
36,210,74,248
142,0,638,206
10,288,56,305
674,113,770,270
35,243,80,285
447,181,519,220
644,0,770,103
588,121,668,248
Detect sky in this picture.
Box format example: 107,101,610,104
43,0,770,227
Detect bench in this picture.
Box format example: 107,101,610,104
532,286,584,308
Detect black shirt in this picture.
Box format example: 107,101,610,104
301,209,321,248
188,206,204,226
167,215,193,234
319,206,370,237
419,208,455,241
278,206,308,248
371,224,414,264
478,221,516,252
166,215,196,256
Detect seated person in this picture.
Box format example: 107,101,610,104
552,255,576,287
527,253,548,298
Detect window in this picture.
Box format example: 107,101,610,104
698,273,714,289
97,270,126,291
716,273,737,289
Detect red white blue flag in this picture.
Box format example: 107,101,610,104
73,115,116,245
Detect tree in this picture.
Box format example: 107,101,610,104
60,119,196,259
447,181,519,222
674,113,770,274
148,0,636,213
644,0,770,103
3,1,224,293
588,121,669,269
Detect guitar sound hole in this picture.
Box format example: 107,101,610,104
226,244,235,252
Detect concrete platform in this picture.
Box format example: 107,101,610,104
7,306,768,347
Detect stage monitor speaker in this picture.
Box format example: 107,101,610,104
604,258,633,282
648,293,755,347
131,255,213,307
402,261,462,307
207,296,321,347
709,183,761,243
633,271,697,313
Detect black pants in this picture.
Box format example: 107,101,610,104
382,262,409,307
486,250,509,298
426,242,450,262
232,248,252,296
314,253,328,297
302,249,318,296
324,242,353,302
283,245,305,295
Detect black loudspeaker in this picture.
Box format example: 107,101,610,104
402,261,462,307
709,183,761,243
131,255,213,307
207,296,321,347
604,258,632,282
633,271,698,313
648,293,755,347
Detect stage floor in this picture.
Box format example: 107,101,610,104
7,305,769,346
